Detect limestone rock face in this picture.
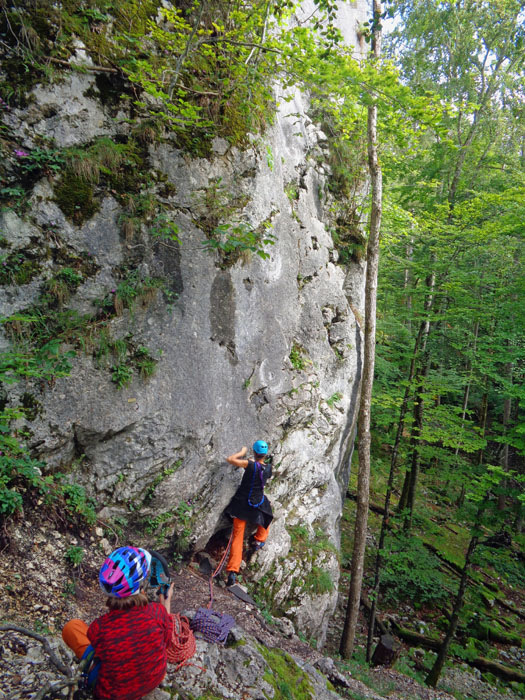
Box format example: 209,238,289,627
2,1,367,645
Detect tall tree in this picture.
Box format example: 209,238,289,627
340,0,383,659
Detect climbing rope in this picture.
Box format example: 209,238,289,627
166,613,197,670
208,527,234,607
190,607,235,645
189,528,236,645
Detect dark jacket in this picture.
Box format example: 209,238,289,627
225,460,273,528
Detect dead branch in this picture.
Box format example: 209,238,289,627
0,624,72,677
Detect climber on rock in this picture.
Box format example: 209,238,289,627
62,546,174,700
224,439,273,587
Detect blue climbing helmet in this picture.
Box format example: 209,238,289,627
99,546,151,598
253,440,268,455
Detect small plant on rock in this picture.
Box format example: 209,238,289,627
65,545,85,567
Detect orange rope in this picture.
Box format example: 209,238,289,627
166,613,197,671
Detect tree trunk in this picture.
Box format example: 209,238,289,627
371,634,399,667
498,362,512,510
339,0,382,660
398,270,434,522
398,270,435,513
425,534,479,687
405,357,430,531
404,237,414,331
453,319,479,505
477,381,489,467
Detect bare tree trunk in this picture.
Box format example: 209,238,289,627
339,0,382,660
426,535,479,687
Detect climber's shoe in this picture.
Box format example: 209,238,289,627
227,572,236,587
248,538,265,556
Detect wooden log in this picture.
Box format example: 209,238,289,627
466,657,525,683
469,624,523,646
346,490,386,516
390,622,441,651
390,623,525,684
422,542,464,576
494,596,525,621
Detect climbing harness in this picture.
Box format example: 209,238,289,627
247,461,265,507
190,528,235,645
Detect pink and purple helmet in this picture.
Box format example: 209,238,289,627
99,546,152,598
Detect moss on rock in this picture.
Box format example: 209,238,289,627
54,173,99,224
258,645,315,700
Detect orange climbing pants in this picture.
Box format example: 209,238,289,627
62,619,90,659
226,517,269,573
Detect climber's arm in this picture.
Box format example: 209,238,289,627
227,446,249,469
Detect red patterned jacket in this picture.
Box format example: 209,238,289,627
88,602,172,700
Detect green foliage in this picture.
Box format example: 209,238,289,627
65,545,84,566
143,499,193,553
150,213,180,244
303,566,334,595
395,650,435,685
142,461,181,506
66,136,136,186
42,268,84,308
0,403,96,525
98,269,164,317
111,362,133,389
203,221,276,264
194,177,276,263
0,186,26,209
336,650,397,696
326,392,343,407
122,2,285,144
17,147,65,176
380,533,449,606
289,343,308,371
134,346,157,380
0,252,41,286
472,545,525,590
53,476,97,526
287,524,337,597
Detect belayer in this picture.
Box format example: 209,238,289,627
224,439,273,587
62,546,174,700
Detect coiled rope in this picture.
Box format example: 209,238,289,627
166,613,197,670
